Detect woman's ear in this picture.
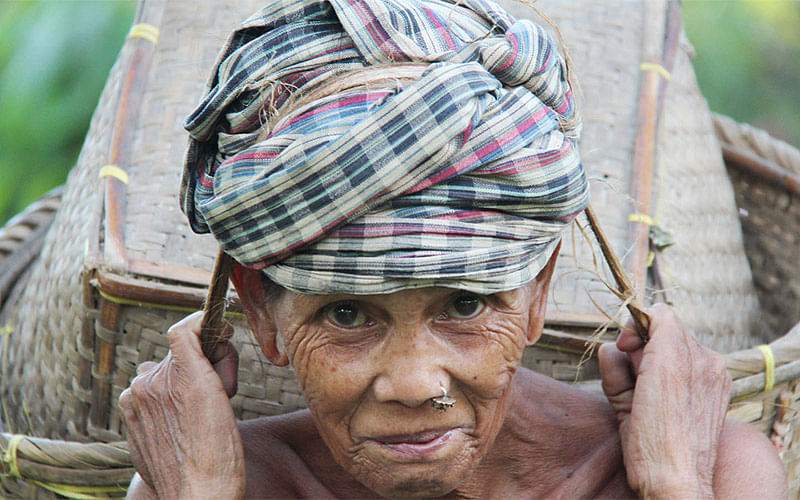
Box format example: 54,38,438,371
230,263,289,366
525,242,560,345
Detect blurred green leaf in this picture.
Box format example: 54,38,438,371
0,0,136,225
683,0,800,144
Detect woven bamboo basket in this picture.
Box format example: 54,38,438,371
1,0,798,497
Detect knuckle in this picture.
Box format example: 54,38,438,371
135,361,155,376
118,388,132,411
128,369,163,400
128,375,148,397
166,324,182,343
711,352,727,372
704,349,726,371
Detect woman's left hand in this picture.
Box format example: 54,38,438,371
598,304,732,498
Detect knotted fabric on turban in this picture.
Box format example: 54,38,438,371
181,0,589,294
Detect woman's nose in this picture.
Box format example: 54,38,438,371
371,324,450,407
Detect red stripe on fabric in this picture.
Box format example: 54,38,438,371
274,92,389,133
495,32,517,74
433,210,496,221
422,6,458,50
350,1,406,60
537,49,552,75
476,138,571,176
227,150,281,163
555,88,572,115
198,163,214,188
409,105,550,192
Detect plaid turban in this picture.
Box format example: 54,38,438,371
181,0,589,294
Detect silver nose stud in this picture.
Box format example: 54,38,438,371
431,385,456,411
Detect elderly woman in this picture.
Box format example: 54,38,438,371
119,0,786,498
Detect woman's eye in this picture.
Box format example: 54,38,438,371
326,302,367,327
444,293,485,319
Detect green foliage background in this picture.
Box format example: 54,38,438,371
0,0,136,225
683,0,800,144
0,0,798,226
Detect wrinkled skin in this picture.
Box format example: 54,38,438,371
260,284,539,497
600,305,730,497
120,253,787,499
118,316,246,499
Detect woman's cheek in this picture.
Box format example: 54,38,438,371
285,328,334,396
458,319,526,397
293,336,369,413
476,315,528,359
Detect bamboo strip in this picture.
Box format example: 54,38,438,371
721,143,800,196
627,0,682,298
731,358,800,401
102,0,165,271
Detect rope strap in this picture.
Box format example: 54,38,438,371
98,165,129,184
128,23,159,44
640,62,671,80
756,344,775,393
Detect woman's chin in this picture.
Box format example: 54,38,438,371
350,430,477,497
362,467,466,499
370,477,455,498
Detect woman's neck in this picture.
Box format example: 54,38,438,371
454,369,625,498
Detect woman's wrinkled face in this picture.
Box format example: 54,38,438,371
265,285,540,497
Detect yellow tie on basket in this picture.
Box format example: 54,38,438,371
755,344,776,393
640,62,671,81
128,23,159,45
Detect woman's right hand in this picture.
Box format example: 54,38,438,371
119,311,246,500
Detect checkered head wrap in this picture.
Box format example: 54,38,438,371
181,0,588,294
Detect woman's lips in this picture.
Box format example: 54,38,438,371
371,428,458,460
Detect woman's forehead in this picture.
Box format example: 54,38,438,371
278,285,529,311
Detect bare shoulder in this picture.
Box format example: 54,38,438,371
511,368,617,432
237,411,338,499
714,418,787,498
502,369,634,498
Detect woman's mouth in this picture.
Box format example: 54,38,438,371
371,428,458,460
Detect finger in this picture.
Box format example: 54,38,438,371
638,304,689,365
210,337,239,398
617,321,644,353
118,387,135,421
118,388,156,489
166,311,206,364
205,322,238,397
618,303,677,373
598,342,635,399
136,361,157,375
207,321,234,364
616,318,645,376
166,313,238,400
171,310,205,339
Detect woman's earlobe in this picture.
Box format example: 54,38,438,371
230,264,289,366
